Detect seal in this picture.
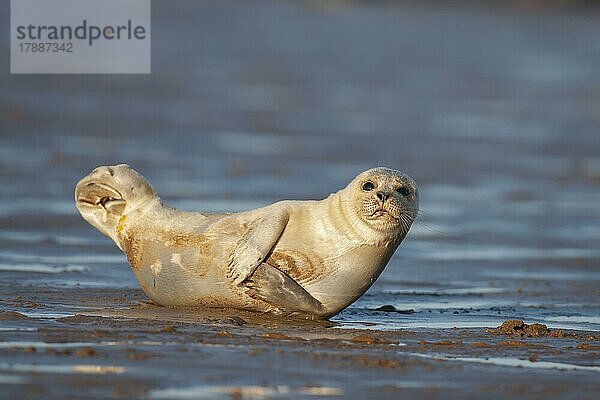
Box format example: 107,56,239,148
75,164,418,318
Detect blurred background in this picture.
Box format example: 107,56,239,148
0,1,599,329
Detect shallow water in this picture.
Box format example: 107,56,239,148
0,2,599,398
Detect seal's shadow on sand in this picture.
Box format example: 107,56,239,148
100,296,339,331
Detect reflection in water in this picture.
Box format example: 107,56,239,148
381,287,506,295
336,319,507,331
545,316,600,325
409,354,600,373
149,385,344,399
0,251,123,265
13,311,76,319
336,317,600,332
0,341,123,349
0,263,88,273
0,328,36,332
0,363,126,374
409,243,600,262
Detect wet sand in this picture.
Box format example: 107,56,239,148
1,0,599,398
1,288,599,399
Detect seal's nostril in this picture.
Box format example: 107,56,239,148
376,191,389,202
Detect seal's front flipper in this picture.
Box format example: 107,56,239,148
227,210,289,285
245,263,327,318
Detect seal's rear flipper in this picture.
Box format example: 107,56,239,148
245,263,327,318
75,164,157,248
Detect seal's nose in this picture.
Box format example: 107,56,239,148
376,191,390,202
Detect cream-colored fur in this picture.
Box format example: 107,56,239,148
75,164,418,318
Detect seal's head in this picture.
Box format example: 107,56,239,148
340,167,418,239
75,164,156,246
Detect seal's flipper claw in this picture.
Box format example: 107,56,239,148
246,263,327,318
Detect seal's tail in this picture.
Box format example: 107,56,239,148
75,164,156,246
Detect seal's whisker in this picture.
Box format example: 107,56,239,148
398,214,411,234
413,220,446,236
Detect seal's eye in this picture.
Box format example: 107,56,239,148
362,181,376,192
397,187,410,196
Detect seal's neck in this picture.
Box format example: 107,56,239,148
113,197,163,248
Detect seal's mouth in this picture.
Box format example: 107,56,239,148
369,208,399,221
76,181,125,213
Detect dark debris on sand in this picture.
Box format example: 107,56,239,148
486,320,574,338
